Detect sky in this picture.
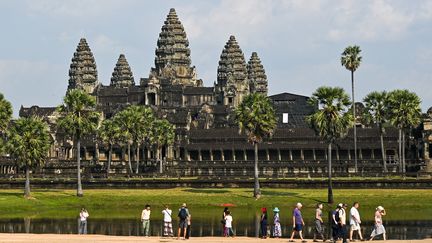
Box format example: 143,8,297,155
1,0,432,116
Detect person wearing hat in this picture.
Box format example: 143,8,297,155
289,202,306,243
313,203,325,242
369,206,386,241
273,207,281,238
177,203,189,240
260,207,268,239
338,203,348,243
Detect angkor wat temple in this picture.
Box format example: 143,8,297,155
5,8,432,178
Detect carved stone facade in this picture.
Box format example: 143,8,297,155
248,52,268,96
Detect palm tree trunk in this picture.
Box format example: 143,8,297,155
328,143,333,204
380,132,387,173
351,70,358,173
135,145,140,174
159,146,163,174
398,129,402,173
24,166,30,198
402,131,406,174
253,142,261,199
107,143,112,178
77,138,83,197
127,143,132,174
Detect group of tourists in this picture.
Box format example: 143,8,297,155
77,202,387,242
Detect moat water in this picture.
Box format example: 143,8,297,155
0,217,430,240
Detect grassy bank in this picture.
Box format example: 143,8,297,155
0,188,431,221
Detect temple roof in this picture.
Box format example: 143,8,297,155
110,54,135,88
217,35,248,87
247,52,268,95
67,38,98,92
183,87,214,95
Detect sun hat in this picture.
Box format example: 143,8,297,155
182,203,187,207
377,206,384,211
273,207,280,213
296,202,302,207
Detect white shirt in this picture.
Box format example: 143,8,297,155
80,211,89,221
225,215,233,228
141,209,151,220
162,209,172,222
350,207,360,225
338,208,346,225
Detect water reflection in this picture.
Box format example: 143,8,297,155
0,218,430,240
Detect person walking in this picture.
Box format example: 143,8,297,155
313,203,325,242
177,203,189,240
338,203,348,243
222,207,228,236
185,208,192,239
260,207,268,239
369,206,386,241
350,202,364,241
331,204,341,242
78,208,89,234
162,205,173,237
289,202,306,243
141,204,151,237
224,210,235,237
273,207,281,238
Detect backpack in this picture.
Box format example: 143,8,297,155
334,210,340,224
178,208,188,220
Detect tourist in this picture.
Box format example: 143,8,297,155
331,204,341,242
273,207,281,238
313,203,325,242
224,210,234,237
222,207,228,236
162,205,173,237
349,202,364,241
177,203,189,240
338,203,348,243
141,204,151,237
185,208,191,239
289,202,306,243
78,208,89,234
369,206,386,241
260,207,268,239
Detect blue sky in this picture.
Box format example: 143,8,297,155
1,0,432,116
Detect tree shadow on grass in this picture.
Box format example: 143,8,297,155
183,188,231,194
0,191,24,197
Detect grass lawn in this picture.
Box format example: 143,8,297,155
0,188,431,222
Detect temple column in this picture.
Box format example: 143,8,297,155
210,149,214,161
289,149,293,161
424,142,430,160
277,149,281,161
221,149,225,161
198,149,202,161
185,149,190,161
266,149,270,161
371,149,375,159
359,148,363,160
244,149,247,161
336,148,340,160
232,149,236,161
300,149,304,160
313,149,316,161
348,149,351,160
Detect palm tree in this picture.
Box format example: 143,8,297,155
7,117,51,198
235,93,277,199
341,45,362,173
387,90,422,173
363,91,389,172
99,118,121,177
57,89,100,197
136,107,155,173
150,118,175,174
306,86,353,203
0,93,13,153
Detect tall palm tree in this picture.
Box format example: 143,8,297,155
363,91,389,172
387,90,422,173
7,117,51,198
235,93,277,199
57,89,100,197
306,86,353,203
99,118,121,177
0,93,13,153
150,119,175,173
136,107,155,173
341,45,362,173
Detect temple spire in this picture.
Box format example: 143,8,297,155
247,52,268,96
110,54,135,88
67,38,98,94
151,8,200,87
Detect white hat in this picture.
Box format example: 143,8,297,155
377,206,384,211
296,202,302,207
338,203,343,208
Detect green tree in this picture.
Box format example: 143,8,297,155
387,89,422,173
363,91,389,172
7,117,51,198
0,93,13,153
306,86,353,203
57,89,100,197
341,45,362,173
99,118,121,177
150,118,175,174
235,93,277,199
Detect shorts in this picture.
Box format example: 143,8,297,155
294,224,303,231
179,220,187,229
351,222,361,231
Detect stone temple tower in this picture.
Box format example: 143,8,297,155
215,35,249,107
247,52,268,96
151,8,200,87
110,54,135,88
67,38,99,94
